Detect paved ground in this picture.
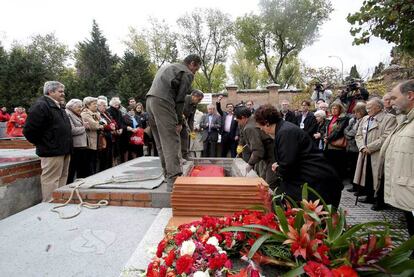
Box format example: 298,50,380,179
339,182,409,241
0,203,160,277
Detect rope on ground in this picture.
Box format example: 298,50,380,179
51,172,164,219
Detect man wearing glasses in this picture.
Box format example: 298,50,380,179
23,81,72,201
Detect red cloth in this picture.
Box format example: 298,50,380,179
327,115,338,136
189,165,225,177
129,128,144,145
0,111,10,122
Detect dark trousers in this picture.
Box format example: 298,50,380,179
404,211,414,237
85,149,97,177
67,148,89,184
202,136,217,157
364,156,375,200
347,151,359,181
220,132,237,158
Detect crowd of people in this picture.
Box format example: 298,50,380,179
0,106,27,137
11,54,414,236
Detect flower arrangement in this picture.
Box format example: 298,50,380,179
146,184,414,276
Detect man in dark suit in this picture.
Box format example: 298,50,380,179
295,100,318,139
200,104,221,157
280,100,297,123
216,95,238,157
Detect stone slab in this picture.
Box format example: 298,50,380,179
121,208,172,276
68,156,164,190
0,203,160,277
0,148,38,168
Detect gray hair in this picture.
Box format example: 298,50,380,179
368,97,384,109
97,99,107,107
314,110,326,118
207,104,216,110
109,97,121,107
66,99,82,110
43,81,64,95
83,96,98,107
400,79,414,95
191,89,204,99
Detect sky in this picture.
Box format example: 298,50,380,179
0,0,393,79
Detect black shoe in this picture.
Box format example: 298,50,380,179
371,203,385,211
359,197,375,204
347,187,357,192
354,191,366,196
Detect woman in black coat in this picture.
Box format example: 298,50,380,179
254,104,343,207
324,102,349,179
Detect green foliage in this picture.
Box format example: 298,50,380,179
115,51,153,104
303,66,341,85
347,0,414,56
177,8,233,92
347,64,361,82
278,55,305,89
235,0,333,83
193,63,227,93
1,44,48,108
125,18,179,70
230,47,260,89
372,62,385,78
75,20,119,98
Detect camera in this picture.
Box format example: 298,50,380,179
315,83,324,92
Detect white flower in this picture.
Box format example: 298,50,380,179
180,239,196,256
190,225,197,233
206,236,219,247
193,270,210,277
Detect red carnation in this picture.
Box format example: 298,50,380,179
303,261,333,277
331,265,358,277
159,265,167,277
205,243,217,255
174,229,193,246
208,253,228,270
157,239,167,258
164,249,176,267
176,255,194,275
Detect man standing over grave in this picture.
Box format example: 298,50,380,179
23,81,72,201
146,54,201,192
181,89,204,160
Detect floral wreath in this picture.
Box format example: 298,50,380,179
146,184,414,277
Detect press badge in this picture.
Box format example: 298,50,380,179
300,123,305,129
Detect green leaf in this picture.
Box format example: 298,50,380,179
329,209,346,243
282,265,305,277
302,183,308,200
294,210,304,230
248,233,272,259
219,226,265,235
378,235,414,269
275,206,289,234
284,195,299,208
389,260,414,273
332,221,391,247
244,224,288,241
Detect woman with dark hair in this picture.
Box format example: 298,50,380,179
254,104,343,207
324,102,349,179
123,106,145,160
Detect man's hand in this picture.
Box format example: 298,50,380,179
176,124,183,134
313,132,321,139
217,95,223,102
271,162,279,172
234,136,239,141
361,147,371,155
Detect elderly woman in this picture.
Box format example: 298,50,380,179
324,102,349,179
254,104,342,206
107,97,125,164
65,99,88,184
344,102,367,192
97,99,116,172
81,97,104,176
313,110,327,151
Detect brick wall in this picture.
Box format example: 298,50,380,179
0,160,42,219
52,189,153,207
211,84,303,110
0,138,35,149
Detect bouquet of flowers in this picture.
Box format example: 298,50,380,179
146,184,414,276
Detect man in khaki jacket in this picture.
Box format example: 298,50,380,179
354,97,397,208
380,80,414,236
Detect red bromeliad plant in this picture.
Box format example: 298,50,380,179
147,184,414,276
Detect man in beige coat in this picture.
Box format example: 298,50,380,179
380,80,414,236
354,97,397,208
